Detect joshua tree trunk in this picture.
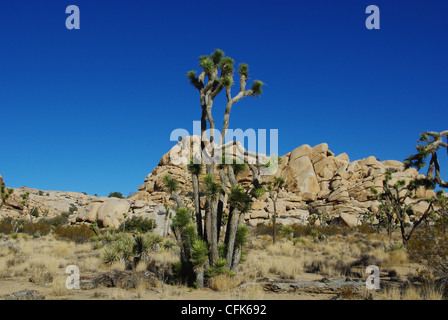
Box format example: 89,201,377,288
170,192,184,209
224,207,240,269
217,168,229,242
195,267,204,289
192,174,203,238
272,197,277,244
208,197,219,265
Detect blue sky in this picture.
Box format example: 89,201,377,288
0,0,447,196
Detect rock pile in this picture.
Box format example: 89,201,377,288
0,136,433,231
131,136,431,228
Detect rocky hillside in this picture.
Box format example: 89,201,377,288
131,136,433,227
0,137,434,232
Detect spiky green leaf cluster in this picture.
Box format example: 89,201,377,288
206,258,234,278
190,239,209,267
235,225,249,248
228,184,250,213
188,157,203,175
203,173,222,198
232,161,247,176
220,76,234,88
251,186,266,198
1,183,13,201
199,57,215,74
219,57,235,75
186,70,201,89
238,63,249,78
210,49,225,65
251,80,264,97
172,207,191,229
163,174,179,194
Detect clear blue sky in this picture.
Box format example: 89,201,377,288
0,0,447,196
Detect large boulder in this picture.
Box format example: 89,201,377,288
282,155,320,201
96,198,131,229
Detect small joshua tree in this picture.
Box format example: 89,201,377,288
190,239,209,288
162,174,184,209
0,183,14,210
20,192,39,232
267,176,285,244
371,171,436,244
187,157,203,238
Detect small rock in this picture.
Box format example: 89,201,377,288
4,290,45,300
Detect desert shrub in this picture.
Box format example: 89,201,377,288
101,233,162,270
41,214,69,227
120,216,156,233
108,192,123,199
385,242,405,252
54,224,95,243
163,240,177,251
255,223,346,239
23,221,51,236
92,240,104,250
408,222,448,282
0,218,14,234
355,224,376,234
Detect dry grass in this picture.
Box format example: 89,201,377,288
0,230,443,300
373,284,444,300
209,274,240,291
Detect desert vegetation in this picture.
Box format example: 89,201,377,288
0,218,446,300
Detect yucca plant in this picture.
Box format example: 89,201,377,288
0,183,13,210
162,174,183,208
190,239,209,288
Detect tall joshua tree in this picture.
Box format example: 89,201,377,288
163,49,269,285
185,49,266,270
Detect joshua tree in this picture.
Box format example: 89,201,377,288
185,49,266,273
0,183,13,210
20,192,39,232
370,171,436,244
267,176,285,244
405,130,448,188
122,213,128,232
165,49,269,286
162,174,184,209
190,239,209,288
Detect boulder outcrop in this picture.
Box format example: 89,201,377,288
0,137,435,230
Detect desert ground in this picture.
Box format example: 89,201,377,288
0,226,443,301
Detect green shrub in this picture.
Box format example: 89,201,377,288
41,214,69,227
108,192,123,199
0,218,14,234
23,221,51,236
206,258,235,278
120,216,156,233
54,224,95,243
